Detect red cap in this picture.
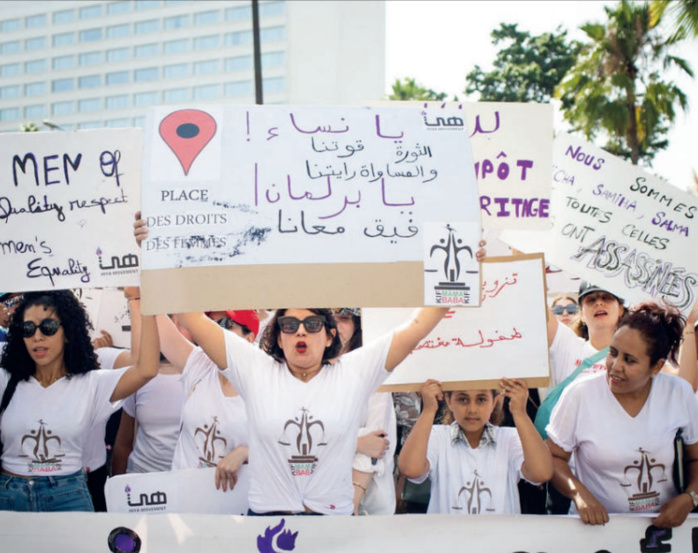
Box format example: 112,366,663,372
224,309,259,338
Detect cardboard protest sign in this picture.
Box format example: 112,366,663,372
0,129,141,292
548,135,697,312
374,101,554,231
362,254,549,392
140,105,481,314
76,288,131,348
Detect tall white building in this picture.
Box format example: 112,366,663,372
0,0,385,131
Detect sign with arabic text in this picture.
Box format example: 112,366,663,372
140,105,480,314
548,135,698,312
0,129,141,292
363,254,549,392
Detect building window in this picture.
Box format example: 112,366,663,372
194,10,220,26
106,94,130,109
79,51,102,66
164,14,189,30
79,98,101,112
133,116,146,127
194,59,220,75
164,88,189,103
1,18,21,32
25,37,47,51
25,14,47,28
135,0,161,10
25,82,47,96
226,31,252,46
53,9,76,24
134,91,159,106
52,101,75,116
261,26,285,42
106,47,130,62
135,43,159,58
263,76,285,93
78,121,101,129
53,55,76,70
262,51,285,68
1,63,21,77
52,78,75,92
224,81,253,97
194,35,220,51
225,55,253,72
25,59,47,73
260,1,286,17
107,24,130,39
80,5,103,19
106,71,130,85
105,118,130,128
0,108,21,121
80,28,103,42
107,1,131,15
164,39,189,55
79,75,102,88
163,63,189,79
24,105,47,119
0,85,20,99
52,32,75,47
0,41,21,55
134,67,159,82
164,0,189,5
135,19,159,34
225,5,251,21
193,84,220,100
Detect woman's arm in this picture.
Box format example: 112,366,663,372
111,411,136,476
110,314,160,402
351,469,373,515
215,445,249,492
547,438,609,525
397,380,441,479
174,312,227,369
676,301,698,392
501,378,553,484
156,314,195,370
653,441,698,528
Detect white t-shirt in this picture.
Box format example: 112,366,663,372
171,347,248,471
223,330,393,515
123,372,185,473
409,423,526,515
549,323,605,387
0,367,126,476
547,372,698,514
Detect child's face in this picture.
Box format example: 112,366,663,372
445,390,496,435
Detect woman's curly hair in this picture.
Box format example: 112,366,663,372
260,308,341,364
1,290,99,413
617,301,685,367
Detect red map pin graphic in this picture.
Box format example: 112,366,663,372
159,109,217,176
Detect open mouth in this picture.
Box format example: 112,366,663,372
295,341,307,354
33,347,48,357
594,310,608,318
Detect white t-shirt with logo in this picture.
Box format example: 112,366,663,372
0,367,126,476
549,323,606,387
409,423,526,515
171,347,248,471
222,330,393,515
123,372,185,473
547,371,698,514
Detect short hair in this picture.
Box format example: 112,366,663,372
616,301,685,366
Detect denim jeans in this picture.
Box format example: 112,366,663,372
0,470,94,512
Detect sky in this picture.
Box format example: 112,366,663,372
384,0,698,193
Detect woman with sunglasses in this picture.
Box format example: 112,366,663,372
550,294,581,333
0,290,159,512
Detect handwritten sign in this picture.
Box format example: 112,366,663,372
548,135,698,311
362,255,549,392
141,105,480,314
374,101,554,231
105,466,249,515
0,129,142,292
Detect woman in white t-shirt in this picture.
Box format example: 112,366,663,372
398,379,553,515
0,290,159,512
547,301,698,528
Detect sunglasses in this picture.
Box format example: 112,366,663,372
22,319,62,338
216,317,250,335
2,295,22,310
277,315,326,334
552,304,579,315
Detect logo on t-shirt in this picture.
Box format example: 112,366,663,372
452,470,495,514
621,447,667,512
19,419,65,473
194,415,228,467
278,407,327,477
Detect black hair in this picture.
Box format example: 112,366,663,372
335,311,362,353
441,389,504,426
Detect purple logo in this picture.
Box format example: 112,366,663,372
257,519,298,553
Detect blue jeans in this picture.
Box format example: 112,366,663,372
0,471,94,512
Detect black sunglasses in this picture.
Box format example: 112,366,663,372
22,319,62,338
552,304,579,315
216,316,250,335
277,315,326,334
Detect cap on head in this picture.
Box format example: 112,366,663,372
225,309,260,337
331,307,361,317
577,281,624,305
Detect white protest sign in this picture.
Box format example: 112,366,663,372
549,135,698,311
105,466,250,515
363,255,549,391
76,288,131,348
140,105,480,314
0,129,141,293
2,511,697,553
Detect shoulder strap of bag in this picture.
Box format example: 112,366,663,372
557,345,610,390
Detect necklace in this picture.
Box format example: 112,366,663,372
37,373,63,387
296,367,322,381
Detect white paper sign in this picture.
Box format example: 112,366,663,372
0,129,142,292
76,288,131,348
363,255,549,391
549,135,698,311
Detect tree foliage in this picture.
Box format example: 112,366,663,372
556,0,692,165
20,122,39,132
465,23,581,102
651,0,698,38
388,77,448,101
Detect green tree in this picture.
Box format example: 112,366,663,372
556,0,692,165
651,0,698,38
465,23,580,102
20,122,39,132
388,77,448,101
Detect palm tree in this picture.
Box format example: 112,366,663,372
651,0,698,38
556,0,692,165
389,77,448,102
